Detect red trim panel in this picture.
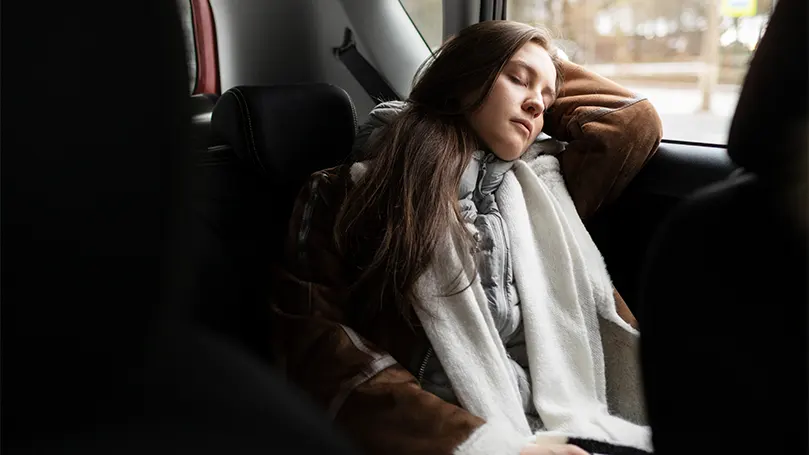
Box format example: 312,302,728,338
191,0,219,94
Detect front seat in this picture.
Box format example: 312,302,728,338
1,1,359,453
638,0,808,453
201,84,356,358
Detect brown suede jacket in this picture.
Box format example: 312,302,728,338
269,60,663,455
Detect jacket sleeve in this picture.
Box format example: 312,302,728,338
544,59,663,220
270,170,527,455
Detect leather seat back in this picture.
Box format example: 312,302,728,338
192,84,355,358
211,84,356,243
2,0,191,442
3,2,361,453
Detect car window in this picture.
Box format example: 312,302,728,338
508,0,774,145
400,0,444,51
177,0,197,94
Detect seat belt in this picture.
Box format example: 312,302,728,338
333,28,401,104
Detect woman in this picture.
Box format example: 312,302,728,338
271,21,662,455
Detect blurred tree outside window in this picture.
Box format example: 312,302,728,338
509,0,774,144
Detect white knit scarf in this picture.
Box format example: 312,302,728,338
350,155,651,455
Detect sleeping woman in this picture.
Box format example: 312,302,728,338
270,20,663,455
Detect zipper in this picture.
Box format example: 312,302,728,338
492,209,512,314
474,163,486,201
475,152,513,336
297,177,321,266
416,347,433,384
349,97,358,134
474,155,489,200
474,153,498,200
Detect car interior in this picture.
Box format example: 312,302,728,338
2,0,806,453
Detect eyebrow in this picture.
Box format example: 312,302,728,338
508,59,557,105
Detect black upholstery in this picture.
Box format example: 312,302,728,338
185,91,263,350
212,84,356,190
190,93,222,150
2,0,191,439
2,1,358,453
210,83,356,262
196,84,355,356
639,0,808,452
185,132,272,359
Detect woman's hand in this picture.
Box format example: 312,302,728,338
520,443,589,455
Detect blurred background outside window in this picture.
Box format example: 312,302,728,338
402,0,775,144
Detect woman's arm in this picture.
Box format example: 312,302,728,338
544,59,663,220
270,169,527,455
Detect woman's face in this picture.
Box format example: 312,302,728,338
466,41,558,161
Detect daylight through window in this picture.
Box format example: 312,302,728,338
509,0,774,144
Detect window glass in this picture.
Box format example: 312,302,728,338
508,0,775,144
400,0,444,51
177,0,198,94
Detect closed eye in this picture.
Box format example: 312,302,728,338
508,75,527,87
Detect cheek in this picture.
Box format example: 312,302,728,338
534,117,545,136
487,81,517,114
469,101,500,140
469,80,522,146
467,109,487,141
479,93,513,132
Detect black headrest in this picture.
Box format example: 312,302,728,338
211,84,356,183
727,0,807,175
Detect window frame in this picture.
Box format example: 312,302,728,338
189,0,220,95
398,0,446,53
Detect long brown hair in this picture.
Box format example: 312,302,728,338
335,21,564,323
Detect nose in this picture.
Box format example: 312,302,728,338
523,97,545,118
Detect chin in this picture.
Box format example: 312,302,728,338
492,151,515,161
503,147,525,161
490,140,525,161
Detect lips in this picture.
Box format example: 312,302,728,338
511,118,532,137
